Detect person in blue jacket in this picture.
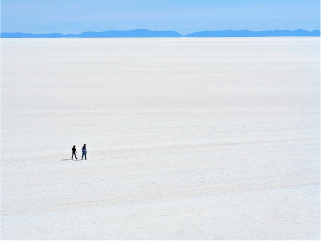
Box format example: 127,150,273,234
82,144,87,160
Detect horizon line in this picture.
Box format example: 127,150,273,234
2,28,320,34
1,29,320,38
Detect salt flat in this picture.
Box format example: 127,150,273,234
1,37,320,239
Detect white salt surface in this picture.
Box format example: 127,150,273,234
1,37,320,239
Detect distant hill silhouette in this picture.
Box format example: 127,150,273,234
184,29,320,37
1,32,66,38
1,29,320,38
1,29,182,38
78,29,182,37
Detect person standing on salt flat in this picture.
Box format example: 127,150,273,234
82,144,87,160
71,145,78,160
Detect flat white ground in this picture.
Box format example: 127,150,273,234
1,37,320,239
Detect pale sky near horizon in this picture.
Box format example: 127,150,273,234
1,0,320,34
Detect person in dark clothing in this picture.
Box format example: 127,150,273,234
82,144,87,160
72,145,78,160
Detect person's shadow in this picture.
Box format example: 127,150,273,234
61,159,81,161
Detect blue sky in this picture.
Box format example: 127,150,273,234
1,0,320,34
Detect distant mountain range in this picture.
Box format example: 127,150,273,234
1,29,320,38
